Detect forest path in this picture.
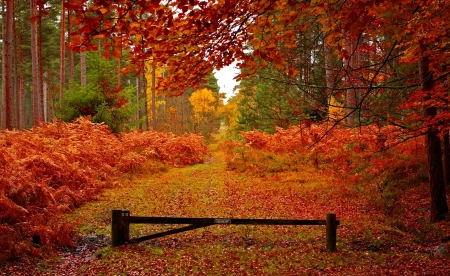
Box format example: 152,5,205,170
42,143,348,275
19,143,450,275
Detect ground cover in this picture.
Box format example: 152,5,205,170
2,138,449,275
1,125,450,275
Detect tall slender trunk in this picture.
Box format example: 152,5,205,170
15,23,25,130
117,42,122,88
80,51,87,86
38,4,45,121
1,0,14,130
67,9,75,85
324,38,336,121
444,130,450,186
136,75,142,130
42,72,49,122
59,0,66,105
345,36,356,127
143,75,149,130
1,0,5,129
420,56,449,222
31,0,41,125
151,64,157,130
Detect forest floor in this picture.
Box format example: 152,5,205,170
1,142,450,275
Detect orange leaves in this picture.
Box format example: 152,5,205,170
0,117,208,261
235,122,426,180
121,131,208,167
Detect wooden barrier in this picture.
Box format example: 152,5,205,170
111,210,339,252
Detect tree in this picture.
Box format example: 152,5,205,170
217,96,240,139
59,0,65,105
1,0,14,130
30,0,43,125
189,88,218,137
63,0,450,221
56,50,138,132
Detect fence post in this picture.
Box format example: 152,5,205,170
122,210,130,243
326,213,337,252
112,209,124,246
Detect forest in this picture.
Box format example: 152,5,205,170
1,0,450,274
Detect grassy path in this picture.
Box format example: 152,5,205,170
15,145,450,275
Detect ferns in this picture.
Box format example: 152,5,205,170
0,117,207,261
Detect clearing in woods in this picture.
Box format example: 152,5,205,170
10,143,450,275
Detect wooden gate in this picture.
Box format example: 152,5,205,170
111,210,340,252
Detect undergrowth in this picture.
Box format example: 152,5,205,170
0,117,207,262
224,123,449,247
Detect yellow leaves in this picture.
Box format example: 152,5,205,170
328,96,346,121
98,7,108,15
189,88,217,123
129,21,140,29
217,100,239,131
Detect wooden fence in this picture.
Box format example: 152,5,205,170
111,210,340,252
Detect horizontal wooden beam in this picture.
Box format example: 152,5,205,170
129,224,213,244
112,210,340,252
122,216,340,226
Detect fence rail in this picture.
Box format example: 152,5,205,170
111,210,339,252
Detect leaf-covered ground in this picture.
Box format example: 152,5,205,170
1,141,449,275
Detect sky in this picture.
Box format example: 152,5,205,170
214,63,240,102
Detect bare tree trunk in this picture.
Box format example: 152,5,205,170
136,75,142,130
59,0,65,105
143,74,149,130
38,4,45,121
15,25,25,130
345,36,356,127
80,51,87,86
444,130,450,186
117,43,122,88
67,9,75,85
1,0,14,130
31,0,42,125
420,56,449,222
151,64,157,130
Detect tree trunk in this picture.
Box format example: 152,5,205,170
15,21,25,130
1,0,14,130
31,0,42,125
345,36,356,128
143,75,149,130
80,51,87,86
117,43,122,88
420,56,449,222
67,9,75,85
151,64,157,131
38,5,45,121
444,131,450,186
136,75,142,130
59,0,66,105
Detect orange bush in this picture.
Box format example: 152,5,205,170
0,117,208,261
235,123,426,179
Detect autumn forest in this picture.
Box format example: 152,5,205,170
1,0,450,274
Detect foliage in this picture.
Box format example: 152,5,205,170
189,88,217,123
2,134,448,274
226,123,429,214
217,96,240,140
0,117,207,261
57,83,134,132
234,124,425,181
57,48,140,132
